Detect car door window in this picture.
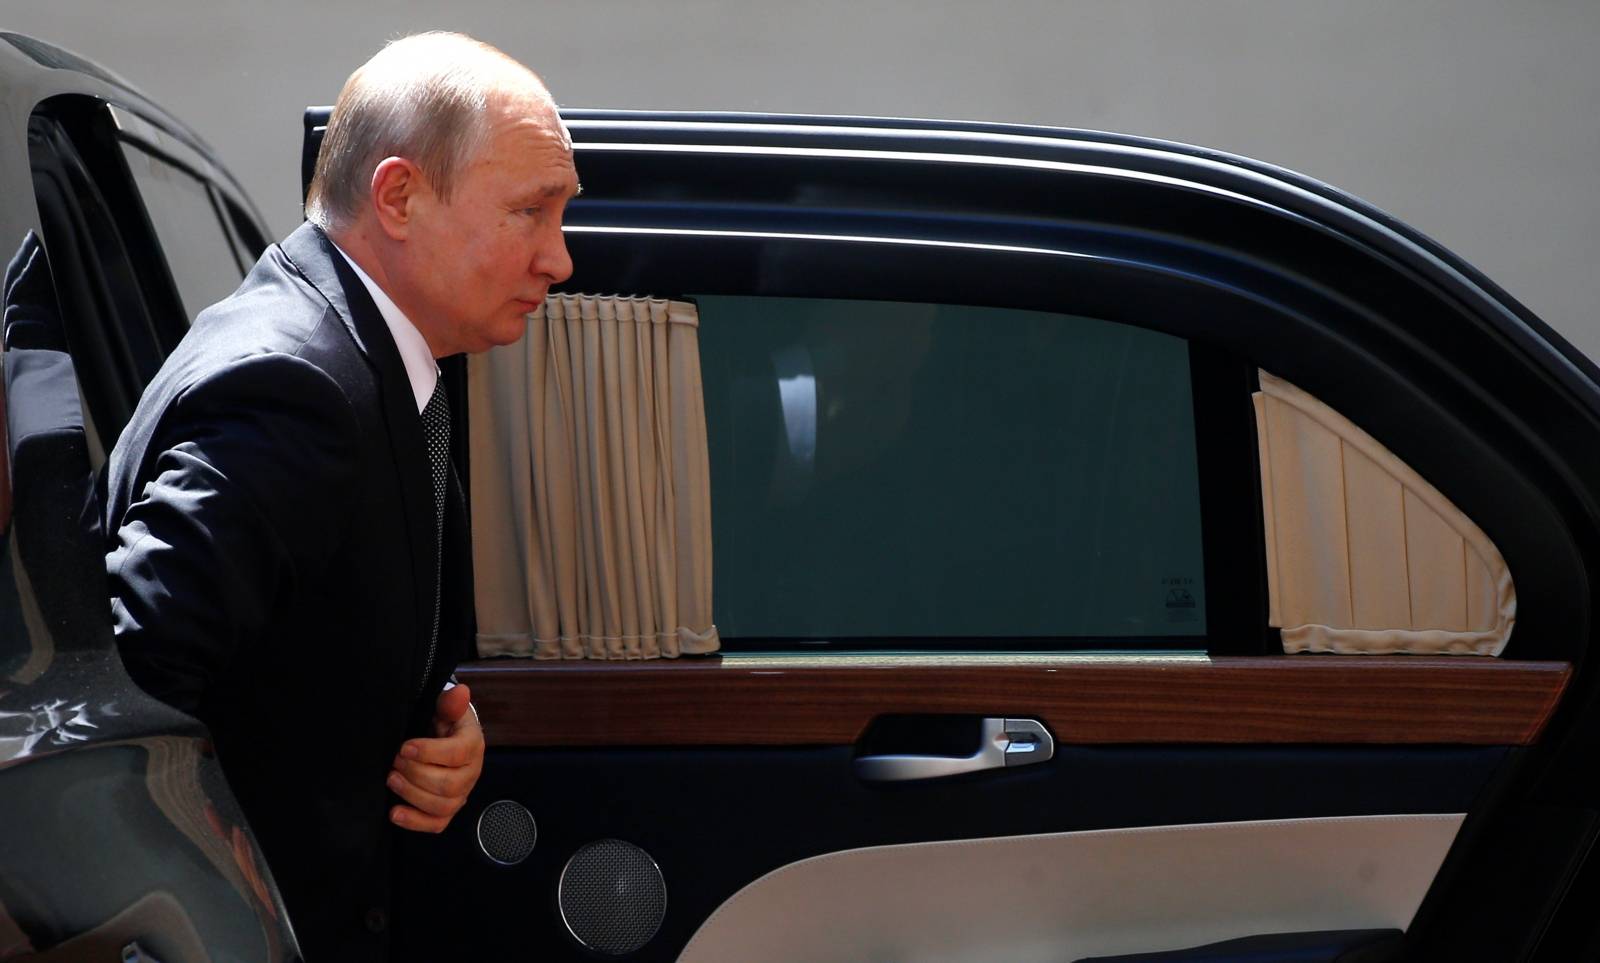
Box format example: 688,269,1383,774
27,112,164,453
698,295,1207,644
118,142,247,325
25,100,267,452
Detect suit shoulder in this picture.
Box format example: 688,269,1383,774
174,350,357,418
105,336,364,546
186,245,353,361
153,246,373,407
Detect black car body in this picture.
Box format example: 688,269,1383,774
8,31,1600,962
0,32,296,963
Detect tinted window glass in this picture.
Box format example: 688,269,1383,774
29,115,162,447
119,144,245,324
698,296,1206,642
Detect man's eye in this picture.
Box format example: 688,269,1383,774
519,207,541,217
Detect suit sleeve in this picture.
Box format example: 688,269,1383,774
107,352,362,714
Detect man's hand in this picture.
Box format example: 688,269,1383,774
387,683,485,833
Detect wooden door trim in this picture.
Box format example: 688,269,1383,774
456,654,1571,747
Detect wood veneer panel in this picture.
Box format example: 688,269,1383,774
456,655,1570,748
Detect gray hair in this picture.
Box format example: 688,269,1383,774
305,32,549,232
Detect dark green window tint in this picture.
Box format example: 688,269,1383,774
697,296,1206,643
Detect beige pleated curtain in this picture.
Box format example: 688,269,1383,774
469,294,719,659
1254,370,1515,655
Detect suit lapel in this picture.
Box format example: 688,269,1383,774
279,223,436,700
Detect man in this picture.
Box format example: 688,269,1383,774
103,32,577,961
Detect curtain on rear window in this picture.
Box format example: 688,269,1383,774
469,295,718,660
1255,370,1515,655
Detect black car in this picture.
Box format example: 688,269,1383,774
7,31,1600,963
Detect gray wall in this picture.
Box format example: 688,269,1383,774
9,1,1598,359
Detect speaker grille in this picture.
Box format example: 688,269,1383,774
558,839,666,955
476,800,536,866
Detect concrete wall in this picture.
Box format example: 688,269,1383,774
7,1,1597,359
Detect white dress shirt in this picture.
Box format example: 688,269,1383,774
332,244,472,704
331,243,438,414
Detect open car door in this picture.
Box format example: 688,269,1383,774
297,111,1600,962
0,36,296,963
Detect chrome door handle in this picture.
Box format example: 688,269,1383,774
853,717,1055,782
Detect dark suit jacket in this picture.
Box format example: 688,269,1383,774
105,222,472,962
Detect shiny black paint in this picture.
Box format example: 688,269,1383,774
0,34,298,963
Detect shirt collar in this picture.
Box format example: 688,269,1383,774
331,242,438,414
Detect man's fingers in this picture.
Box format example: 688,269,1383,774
399,724,484,768
390,804,449,835
387,769,464,818
398,736,473,768
391,756,476,799
434,683,473,728
389,709,486,831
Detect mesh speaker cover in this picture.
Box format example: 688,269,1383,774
558,839,667,955
476,800,537,866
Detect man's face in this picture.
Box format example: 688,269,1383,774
403,95,577,356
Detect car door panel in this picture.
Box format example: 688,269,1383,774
1075,929,1402,963
675,814,1459,963
392,655,1534,959
392,738,1512,961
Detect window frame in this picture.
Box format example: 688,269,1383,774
107,104,256,339
27,103,166,448
26,97,268,448
111,111,255,323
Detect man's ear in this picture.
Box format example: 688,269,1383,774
370,156,424,240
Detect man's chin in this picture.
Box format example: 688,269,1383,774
489,314,534,349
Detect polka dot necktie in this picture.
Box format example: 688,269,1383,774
419,378,450,691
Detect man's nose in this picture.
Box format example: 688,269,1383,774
537,230,574,285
